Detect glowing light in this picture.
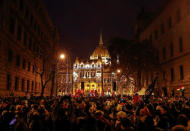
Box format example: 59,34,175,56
60,54,65,59
73,71,77,76
117,69,121,73
85,64,90,68
80,64,84,68
96,73,101,77
105,59,108,65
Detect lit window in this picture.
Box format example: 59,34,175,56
86,64,90,68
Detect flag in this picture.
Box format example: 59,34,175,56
75,88,77,97
102,90,104,97
177,86,184,92
133,93,139,104
144,77,158,103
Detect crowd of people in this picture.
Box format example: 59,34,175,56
0,95,190,131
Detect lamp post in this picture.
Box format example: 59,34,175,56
60,53,70,95
116,69,122,97
55,53,65,96
65,55,69,95
59,53,70,96
101,62,104,96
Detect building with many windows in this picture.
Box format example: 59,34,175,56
73,33,115,96
0,0,59,96
137,0,190,96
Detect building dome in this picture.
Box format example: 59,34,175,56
91,45,110,59
90,32,110,64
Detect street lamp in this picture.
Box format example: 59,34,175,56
58,53,70,95
60,54,65,59
60,53,70,95
65,54,69,95
116,69,122,97
117,69,121,74
55,53,65,96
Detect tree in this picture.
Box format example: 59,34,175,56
34,42,57,97
108,37,158,91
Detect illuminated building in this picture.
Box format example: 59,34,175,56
73,32,115,95
137,0,190,97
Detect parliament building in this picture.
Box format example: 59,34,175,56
72,33,115,96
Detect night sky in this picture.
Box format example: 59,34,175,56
43,0,165,59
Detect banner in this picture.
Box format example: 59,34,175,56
144,77,158,103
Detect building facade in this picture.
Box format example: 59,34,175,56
73,33,115,96
0,0,59,96
137,0,190,96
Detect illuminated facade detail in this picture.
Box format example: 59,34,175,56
90,32,111,65
117,54,120,64
73,32,115,95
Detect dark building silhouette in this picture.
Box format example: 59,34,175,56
0,0,60,96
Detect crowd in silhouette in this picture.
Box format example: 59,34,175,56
0,95,190,131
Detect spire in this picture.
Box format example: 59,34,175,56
75,57,79,63
99,30,103,45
